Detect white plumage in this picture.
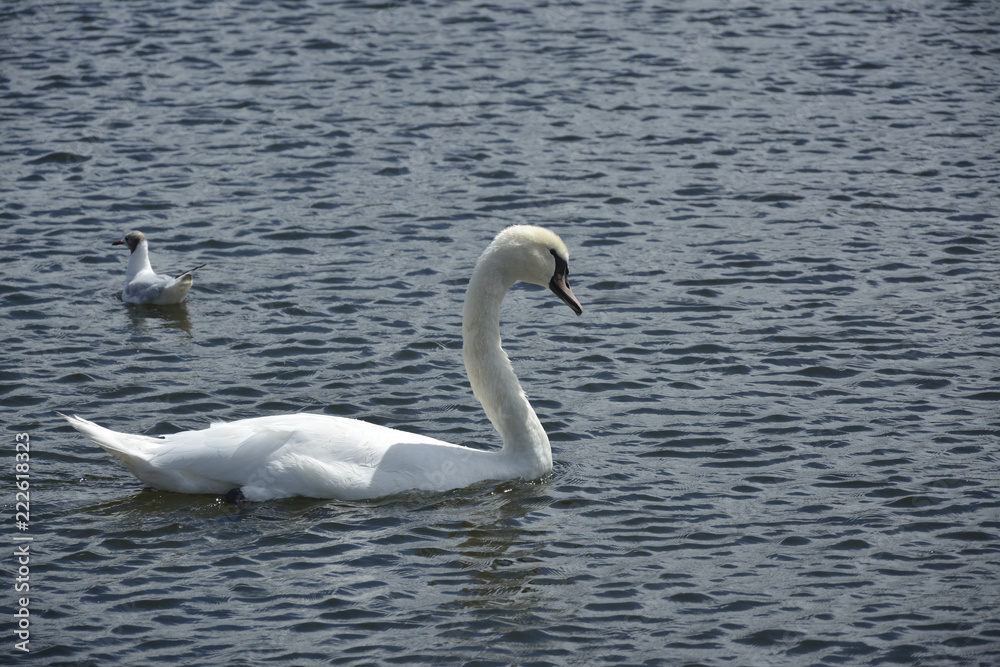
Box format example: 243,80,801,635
64,225,582,501
114,230,204,305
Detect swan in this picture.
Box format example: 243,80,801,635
114,230,205,305
62,225,583,501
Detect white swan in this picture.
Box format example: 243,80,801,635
63,225,583,501
114,230,205,305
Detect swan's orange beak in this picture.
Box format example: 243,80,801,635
549,272,582,315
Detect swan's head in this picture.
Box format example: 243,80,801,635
486,225,583,315
112,230,147,254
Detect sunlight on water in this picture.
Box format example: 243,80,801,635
1,1,998,665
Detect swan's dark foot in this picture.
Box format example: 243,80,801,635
225,488,247,506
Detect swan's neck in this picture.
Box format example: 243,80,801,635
462,266,552,477
126,241,154,281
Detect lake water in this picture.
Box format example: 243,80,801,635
2,0,999,665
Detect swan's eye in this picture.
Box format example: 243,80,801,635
549,248,569,278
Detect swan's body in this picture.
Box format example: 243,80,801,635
114,230,204,305
64,225,582,501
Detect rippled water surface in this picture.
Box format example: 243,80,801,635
2,1,999,665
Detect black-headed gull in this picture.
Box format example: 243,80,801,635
113,230,205,305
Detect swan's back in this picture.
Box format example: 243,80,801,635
62,413,504,500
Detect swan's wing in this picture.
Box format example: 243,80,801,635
63,414,297,493
63,412,487,500
135,414,441,498
233,415,465,500
148,422,294,474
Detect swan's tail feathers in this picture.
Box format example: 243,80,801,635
59,413,238,495
58,413,160,468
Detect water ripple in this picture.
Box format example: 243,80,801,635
3,0,1000,665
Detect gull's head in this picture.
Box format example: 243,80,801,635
112,230,147,254
485,225,582,315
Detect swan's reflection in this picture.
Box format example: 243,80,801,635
428,480,562,611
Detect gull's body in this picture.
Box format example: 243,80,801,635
114,231,204,305
64,225,582,501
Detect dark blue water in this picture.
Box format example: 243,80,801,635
2,1,999,665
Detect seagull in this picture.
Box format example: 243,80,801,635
113,230,205,305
